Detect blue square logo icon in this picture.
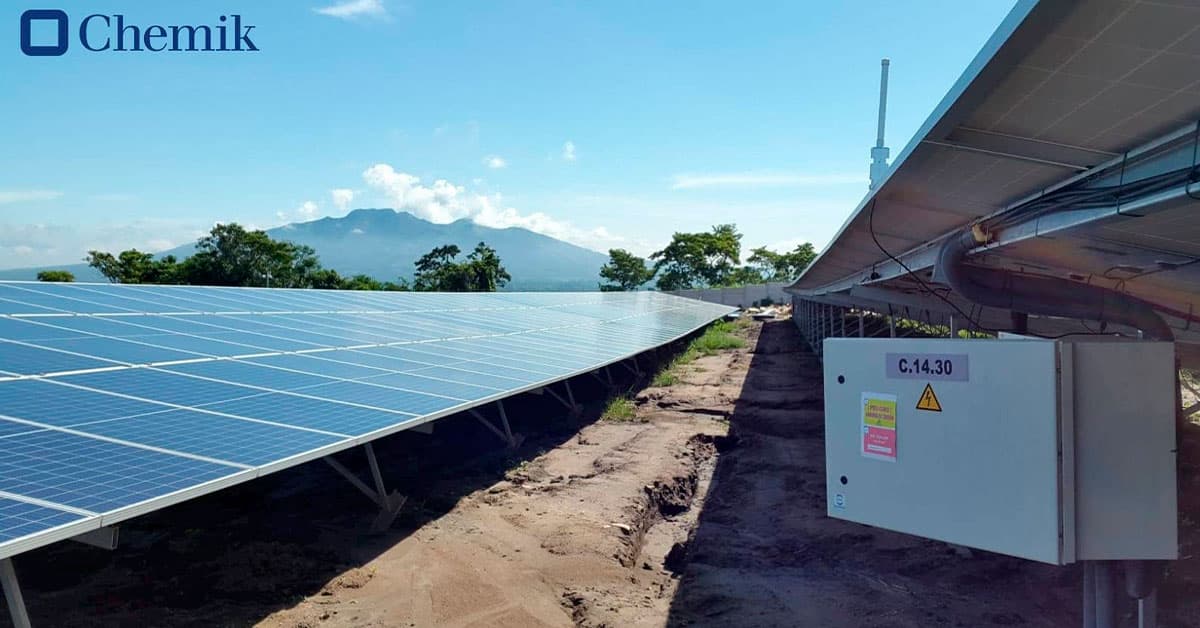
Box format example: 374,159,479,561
20,9,69,57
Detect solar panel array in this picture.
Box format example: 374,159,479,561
0,281,734,558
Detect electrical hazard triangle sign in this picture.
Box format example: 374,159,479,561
916,383,942,412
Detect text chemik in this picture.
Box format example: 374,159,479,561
78,14,258,52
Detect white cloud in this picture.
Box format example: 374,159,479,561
0,190,62,204
351,228,365,235
483,155,507,169
298,201,319,218
670,172,863,190
314,0,388,20
0,220,211,269
331,188,355,211
360,163,623,252
561,141,576,162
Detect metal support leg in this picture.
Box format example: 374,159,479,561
618,359,641,378
1095,561,1116,628
858,311,865,338
544,384,582,417
949,315,959,338
323,444,407,532
1138,590,1157,628
2,559,31,628
468,401,522,448
839,307,846,337
564,379,578,411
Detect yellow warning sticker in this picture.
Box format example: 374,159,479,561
916,383,942,412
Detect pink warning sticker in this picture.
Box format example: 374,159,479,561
861,392,897,462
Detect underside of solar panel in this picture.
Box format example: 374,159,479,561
0,281,734,559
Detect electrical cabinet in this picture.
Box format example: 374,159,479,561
822,337,1177,565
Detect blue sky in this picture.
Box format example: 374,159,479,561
0,0,1016,271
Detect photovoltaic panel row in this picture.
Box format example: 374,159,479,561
0,282,735,560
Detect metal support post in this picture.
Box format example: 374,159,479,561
858,311,865,338
839,307,846,337
564,379,578,411
949,315,958,338
1139,590,1157,628
1,559,29,628
618,359,641,378
323,443,407,532
468,401,522,448
1094,561,1116,628
544,384,582,417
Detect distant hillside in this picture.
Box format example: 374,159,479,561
0,209,610,291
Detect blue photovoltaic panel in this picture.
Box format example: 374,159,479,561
161,359,339,391
0,282,735,560
0,341,123,375
0,427,239,512
65,409,344,467
201,393,407,435
359,372,502,399
0,498,85,543
0,379,170,426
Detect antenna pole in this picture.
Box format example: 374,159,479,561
869,58,892,190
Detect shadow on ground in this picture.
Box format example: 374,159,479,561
0,341,692,628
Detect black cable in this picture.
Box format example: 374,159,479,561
867,199,1001,333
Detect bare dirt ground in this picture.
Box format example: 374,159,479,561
6,319,1200,627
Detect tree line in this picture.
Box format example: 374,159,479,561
39,223,511,292
35,221,813,293
599,223,815,291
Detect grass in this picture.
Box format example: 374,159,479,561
650,319,747,388
601,396,640,422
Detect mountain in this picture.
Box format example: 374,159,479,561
0,209,611,291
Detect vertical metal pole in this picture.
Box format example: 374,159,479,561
1139,590,1157,628
1083,562,1097,628
1,558,30,628
858,311,865,338
949,315,958,338
888,313,896,338
839,307,846,337
1095,561,1116,628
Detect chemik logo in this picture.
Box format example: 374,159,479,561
19,9,259,56
20,9,68,56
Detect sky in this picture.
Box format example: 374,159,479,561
0,0,1017,271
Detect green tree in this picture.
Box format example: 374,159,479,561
746,242,816,282
413,244,464,291
412,242,509,292
180,223,322,288
463,242,511,292
599,248,655,291
650,224,743,290
36,270,74,282
86,249,163,284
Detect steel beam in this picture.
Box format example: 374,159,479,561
1,558,30,628
323,444,407,532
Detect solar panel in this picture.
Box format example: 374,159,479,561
0,282,734,560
